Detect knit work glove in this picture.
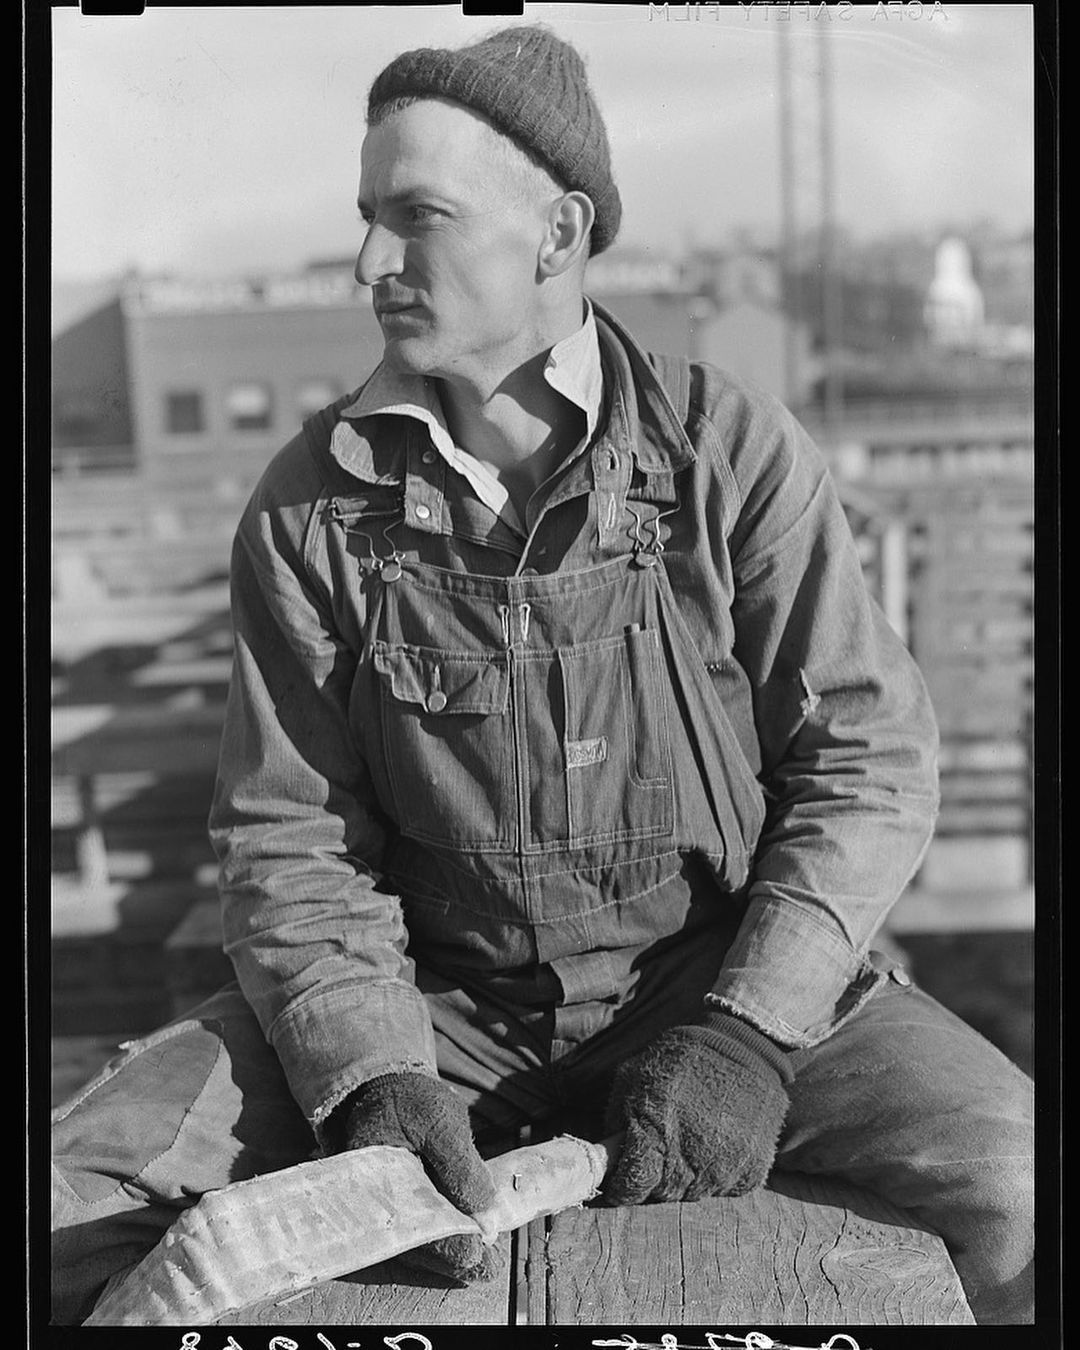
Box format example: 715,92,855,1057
337,1072,503,1285
601,1012,794,1205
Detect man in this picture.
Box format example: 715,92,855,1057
51,24,1034,1325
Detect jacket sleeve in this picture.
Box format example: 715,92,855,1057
703,385,941,1049
207,438,438,1139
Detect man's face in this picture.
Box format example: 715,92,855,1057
356,99,555,384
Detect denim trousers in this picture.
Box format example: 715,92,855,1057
50,942,1034,1328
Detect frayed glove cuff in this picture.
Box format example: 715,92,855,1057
693,1010,795,1085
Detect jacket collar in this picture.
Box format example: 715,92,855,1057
589,297,697,477
328,294,697,488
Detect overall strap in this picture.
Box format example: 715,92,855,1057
647,351,693,426
648,351,738,535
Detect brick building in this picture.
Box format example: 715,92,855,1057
51,260,812,480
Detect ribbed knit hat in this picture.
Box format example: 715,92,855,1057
367,24,621,255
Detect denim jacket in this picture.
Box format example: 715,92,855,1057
208,300,940,1138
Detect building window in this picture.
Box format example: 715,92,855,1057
165,391,205,434
296,378,341,418
226,382,274,432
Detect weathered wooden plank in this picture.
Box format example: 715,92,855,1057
932,713,1030,741
888,883,1034,933
931,709,1030,738
51,584,231,622
52,875,212,938
53,540,234,600
51,500,243,534
916,536,1035,560
129,655,234,690
937,738,1029,771
913,597,1033,629
524,1216,547,1328
538,1174,974,1325
935,803,1030,833
51,469,256,516
52,770,218,820
917,614,1033,646
919,650,1034,675
218,1243,514,1326
925,680,1032,715
916,580,1034,610
52,704,226,776
912,543,1033,570
916,636,1034,666
927,693,1032,721
52,617,231,662
918,607,1031,637
165,897,234,1016
937,772,1030,801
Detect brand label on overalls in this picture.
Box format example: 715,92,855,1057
565,736,608,769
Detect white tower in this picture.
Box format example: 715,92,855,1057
924,237,985,347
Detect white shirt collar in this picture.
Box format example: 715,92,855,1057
338,300,603,532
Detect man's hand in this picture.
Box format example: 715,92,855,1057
336,1072,503,1285
601,1013,794,1205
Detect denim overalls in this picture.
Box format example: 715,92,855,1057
205,302,942,1127
294,342,763,1067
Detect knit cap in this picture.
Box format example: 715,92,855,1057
367,24,622,255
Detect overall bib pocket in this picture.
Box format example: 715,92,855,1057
373,642,515,850
556,625,674,846
369,624,676,853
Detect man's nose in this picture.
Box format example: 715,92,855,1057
355,222,404,287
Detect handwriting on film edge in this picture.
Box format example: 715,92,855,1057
649,1,948,18
178,1335,434,1350
176,1332,868,1350
592,1335,866,1350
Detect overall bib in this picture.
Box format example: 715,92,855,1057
349,499,767,1025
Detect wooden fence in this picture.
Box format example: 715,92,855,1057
840,473,1034,910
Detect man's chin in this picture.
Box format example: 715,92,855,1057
380,336,438,379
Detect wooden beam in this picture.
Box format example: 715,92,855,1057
217,1245,514,1327
534,1173,974,1325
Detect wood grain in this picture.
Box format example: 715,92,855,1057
536,1173,974,1326
218,1243,513,1326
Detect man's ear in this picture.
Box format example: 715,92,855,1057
538,191,595,277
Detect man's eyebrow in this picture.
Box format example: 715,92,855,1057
356,187,458,212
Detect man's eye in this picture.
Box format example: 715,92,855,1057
357,204,440,230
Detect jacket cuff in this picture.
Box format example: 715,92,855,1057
705,891,888,1050
267,978,439,1139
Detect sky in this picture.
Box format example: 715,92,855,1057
47,3,1039,283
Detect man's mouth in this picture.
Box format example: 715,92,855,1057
374,299,420,317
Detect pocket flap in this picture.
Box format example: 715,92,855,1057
374,645,509,715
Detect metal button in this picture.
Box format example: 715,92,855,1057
890,966,912,987
426,690,447,713
422,449,437,464
414,503,431,521
633,551,658,568
379,559,402,582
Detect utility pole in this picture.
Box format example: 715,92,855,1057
818,18,843,431
776,20,843,428
777,23,800,412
